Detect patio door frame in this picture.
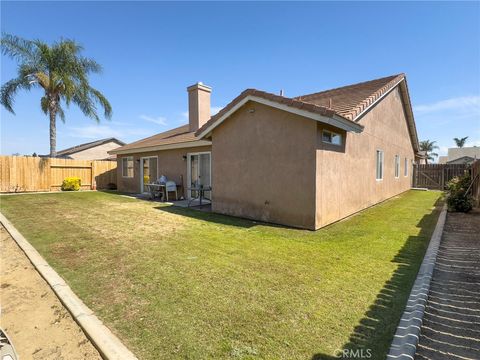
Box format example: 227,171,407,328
186,151,211,200
140,156,158,193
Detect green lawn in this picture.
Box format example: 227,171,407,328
0,190,442,360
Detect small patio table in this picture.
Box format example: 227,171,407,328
145,183,165,200
187,185,212,207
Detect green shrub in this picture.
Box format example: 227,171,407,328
61,177,81,191
446,174,473,212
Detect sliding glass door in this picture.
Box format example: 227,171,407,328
187,152,211,199
140,157,158,193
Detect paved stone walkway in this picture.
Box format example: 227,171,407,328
415,210,480,360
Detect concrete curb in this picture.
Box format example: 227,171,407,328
0,212,138,360
386,204,447,360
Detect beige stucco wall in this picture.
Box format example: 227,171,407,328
315,87,415,228
210,101,317,229
68,142,122,160
116,145,211,194
116,86,415,230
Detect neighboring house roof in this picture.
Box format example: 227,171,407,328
447,147,480,162
196,74,419,152
438,155,448,164
436,147,480,164
111,125,211,155
447,156,475,164
57,137,125,157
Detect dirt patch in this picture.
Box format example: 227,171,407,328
0,226,101,359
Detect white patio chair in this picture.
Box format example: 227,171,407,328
165,180,178,201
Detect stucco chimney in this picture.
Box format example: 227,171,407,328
187,82,211,132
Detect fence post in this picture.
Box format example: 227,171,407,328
91,161,95,190
46,158,52,192
441,166,445,190
412,164,417,188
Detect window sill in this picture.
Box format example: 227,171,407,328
322,141,342,146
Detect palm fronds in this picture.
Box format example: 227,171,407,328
1,33,112,155
453,137,468,148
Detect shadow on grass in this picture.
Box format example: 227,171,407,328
311,197,444,360
154,204,259,229
153,203,291,230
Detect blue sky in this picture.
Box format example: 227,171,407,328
1,1,479,159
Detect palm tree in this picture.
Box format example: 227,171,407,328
419,140,439,164
453,136,468,148
1,33,112,157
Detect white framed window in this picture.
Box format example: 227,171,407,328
122,156,134,178
394,155,400,178
322,129,342,145
376,150,384,180
404,157,408,177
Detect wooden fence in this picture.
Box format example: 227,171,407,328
412,163,469,190
0,156,117,193
470,160,480,206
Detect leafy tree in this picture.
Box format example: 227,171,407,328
453,136,468,148
419,140,439,164
1,33,112,157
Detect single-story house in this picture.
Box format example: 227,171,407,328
110,74,422,230
56,138,125,160
438,146,479,164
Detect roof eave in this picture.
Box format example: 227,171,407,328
351,76,419,153
108,140,212,155
196,95,363,139
398,79,420,153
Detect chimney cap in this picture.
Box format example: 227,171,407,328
187,82,212,92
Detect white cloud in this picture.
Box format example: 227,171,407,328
181,105,223,119
140,114,168,126
211,106,223,115
67,125,151,140
467,139,480,147
414,96,480,115
438,146,449,156
68,125,123,139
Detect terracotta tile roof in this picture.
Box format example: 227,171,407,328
295,74,405,120
115,74,416,153
112,125,200,152
195,88,361,137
